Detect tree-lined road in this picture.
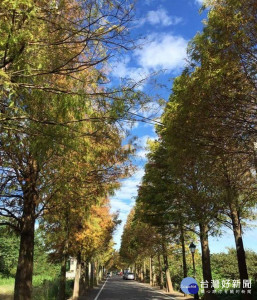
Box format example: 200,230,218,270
82,276,176,300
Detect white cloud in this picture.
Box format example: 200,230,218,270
112,168,145,202
137,149,148,159
119,119,140,132
132,121,139,130
111,56,150,89
135,33,187,71
112,33,187,84
136,134,154,148
110,199,132,213
112,60,149,83
110,168,145,249
136,134,157,160
141,101,162,118
111,135,157,248
195,0,204,5
110,134,158,249
139,8,182,27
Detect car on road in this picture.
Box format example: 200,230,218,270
123,272,135,280
106,272,111,278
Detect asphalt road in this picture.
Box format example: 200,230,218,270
82,275,175,300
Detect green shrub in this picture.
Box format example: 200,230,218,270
211,249,257,281
32,278,74,300
0,275,15,286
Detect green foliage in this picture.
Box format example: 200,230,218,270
0,228,73,299
0,227,19,277
0,275,74,300
32,278,74,300
120,2,257,298
169,251,203,290
0,275,15,286
0,228,59,279
211,248,257,281
33,231,60,278
0,0,150,298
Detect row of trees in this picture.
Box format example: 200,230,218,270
120,210,257,293
0,0,148,299
120,208,185,292
120,1,256,300
0,221,118,299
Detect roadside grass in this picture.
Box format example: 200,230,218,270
0,275,74,300
0,276,14,298
32,278,74,300
0,277,15,286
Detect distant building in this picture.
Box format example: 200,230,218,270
66,257,77,279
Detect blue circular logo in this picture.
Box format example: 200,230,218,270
180,277,199,294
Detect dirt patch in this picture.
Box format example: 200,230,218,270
0,285,13,300
0,294,13,300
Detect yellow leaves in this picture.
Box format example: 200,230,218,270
95,24,125,37
2,0,34,10
109,25,125,33
95,26,106,35
68,200,115,256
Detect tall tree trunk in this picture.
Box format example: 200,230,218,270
58,209,70,300
93,261,97,286
199,222,217,300
180,222,187,278
162,240,173,293
143,259,146,282
158,254,164,289
229,203,252,300
99,265,103,281
14,184,37,300
90,261,94,288
59,254,67,300
140,265,144,282
95,261,99,285
85,262,90,290
73,252,81,299
149,257,153,286
153,265,157,286
163,253,173,292
134,263,137,280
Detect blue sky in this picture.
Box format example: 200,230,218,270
109,0,257,254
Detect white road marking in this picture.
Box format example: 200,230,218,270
94,277,177,300
93,278,108,300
